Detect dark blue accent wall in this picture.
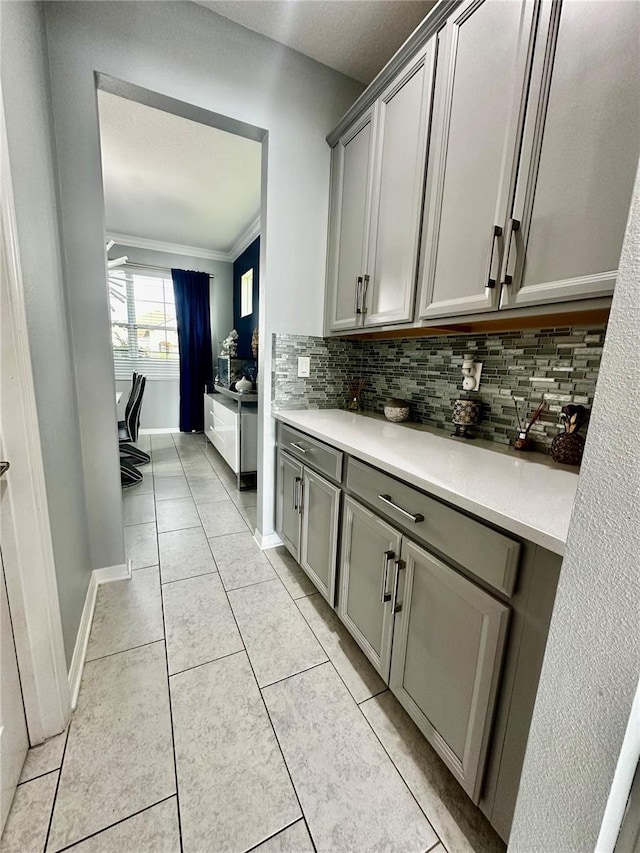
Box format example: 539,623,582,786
233,236,260,359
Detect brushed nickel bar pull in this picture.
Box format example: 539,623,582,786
297,479,304,515
501,218,521,287
355,275,363,314
361,274,370,314
392,559,405,614
380,550,394,603
292,476,300,511
290,442,308,454
486,224,503,290
377,494,424,524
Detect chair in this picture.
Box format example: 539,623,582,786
120,457,143,488
119,375,150,465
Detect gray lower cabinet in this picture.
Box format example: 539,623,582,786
276,450,303,561
276,448,340,604
389,538,509,803
299,467,341,603
338,496,402,680
338,495,509,802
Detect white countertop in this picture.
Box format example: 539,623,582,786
274,409,580,555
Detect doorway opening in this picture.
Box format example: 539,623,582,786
96,79,266,524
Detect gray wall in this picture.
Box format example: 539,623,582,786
1,1,93,666
43,0,362,561
110,243,233,430
510,162,640,849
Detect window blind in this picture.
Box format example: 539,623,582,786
110,268,180,381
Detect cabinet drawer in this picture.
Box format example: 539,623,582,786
212,397,238,427
346,458,520,597
278,424,343,484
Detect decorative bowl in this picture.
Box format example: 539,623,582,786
384,398,410,423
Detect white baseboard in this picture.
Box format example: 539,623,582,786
139,427,180,434
68,561,132,710
254,531,283,551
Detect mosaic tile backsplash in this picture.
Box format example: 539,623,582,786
272,325,606,453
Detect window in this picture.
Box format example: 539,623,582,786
240,268,253,317
109,268,179,380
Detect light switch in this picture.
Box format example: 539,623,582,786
297,356,311,378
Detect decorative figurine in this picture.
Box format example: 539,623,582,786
551,405,588,465
220,329,239,358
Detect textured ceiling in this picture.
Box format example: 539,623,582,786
195,0,436,84
98,91,261,254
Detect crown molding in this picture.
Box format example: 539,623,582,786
326,0,462,147
230,216,261,262
107,232,233,262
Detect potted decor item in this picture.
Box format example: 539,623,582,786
551,405,588,465
452,398,481,439
384,398,410,423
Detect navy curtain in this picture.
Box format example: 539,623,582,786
172,269,213,432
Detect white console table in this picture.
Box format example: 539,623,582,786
204,386,258,489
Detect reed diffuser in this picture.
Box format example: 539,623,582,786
513,400,547,450
346,377,366,412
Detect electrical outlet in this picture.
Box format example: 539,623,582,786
297,356,311,378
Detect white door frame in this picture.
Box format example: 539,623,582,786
0,82,71,744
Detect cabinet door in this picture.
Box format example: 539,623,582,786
338,496,402,681
390,539,509,802
275,450,303,562
363,45,436,327
500,0,640,309
418,0,538,319
299,469,340,604
326,109,376,332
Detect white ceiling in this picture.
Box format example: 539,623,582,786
98,91,262,256
196,0,436,84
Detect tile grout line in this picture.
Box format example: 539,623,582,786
258,659,329,691
243,818,307,853
52,795,176,853
155,434,185,853
168,648,246,679
161,569,220,587
18,727,70,790
85,637,165,665
42,714,73,852
212,552,319,853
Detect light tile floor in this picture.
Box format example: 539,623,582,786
2,432,505,853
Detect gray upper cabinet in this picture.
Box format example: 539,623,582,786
327,45,435,331
389,538,509,802
275,450,303,562
363,46,435,326
499,0,640,309
418,0,538,320
326,109,376,332
299,468,340,604
338,496,402,680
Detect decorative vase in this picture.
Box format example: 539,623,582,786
384,398,410,423
236,375,253,392
452,398,481,439
551,431,585,466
